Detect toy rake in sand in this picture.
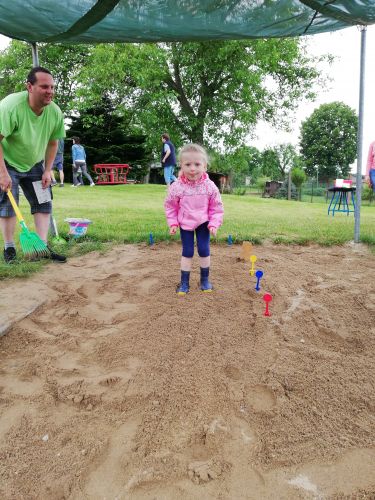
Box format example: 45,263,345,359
7,189,49,258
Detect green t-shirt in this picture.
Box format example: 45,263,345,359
0,91,65,172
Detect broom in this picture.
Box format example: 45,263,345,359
7,189,49,258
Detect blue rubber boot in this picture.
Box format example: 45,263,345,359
176,270,190,296
200,267,213,292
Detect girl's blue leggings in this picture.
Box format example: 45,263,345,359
180,222,210,258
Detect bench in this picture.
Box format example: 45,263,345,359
93,164,131,185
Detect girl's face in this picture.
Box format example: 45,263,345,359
180,151,207,181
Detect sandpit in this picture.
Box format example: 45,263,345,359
0,242,374,499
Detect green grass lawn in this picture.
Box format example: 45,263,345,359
1,183,374,279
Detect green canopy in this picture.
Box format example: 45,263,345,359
0,0,375,44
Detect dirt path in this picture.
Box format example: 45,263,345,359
0,242,374,499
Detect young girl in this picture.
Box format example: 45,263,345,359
164,144,224,295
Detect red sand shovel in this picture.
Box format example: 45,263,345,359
263,293,272,317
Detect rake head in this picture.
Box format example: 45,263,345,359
19,222,49,259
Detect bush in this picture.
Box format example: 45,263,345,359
362,184,374,203
256,176,269,193
275,179,298,200
233,187,246,195
302,186,326,197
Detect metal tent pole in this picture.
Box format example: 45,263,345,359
354,26,367,243
31,42,39,66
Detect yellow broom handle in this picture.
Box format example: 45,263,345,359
7,189,24,223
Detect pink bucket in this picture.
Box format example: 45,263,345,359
65,218,92,237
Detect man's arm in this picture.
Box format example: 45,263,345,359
0,135,12,191
42,139,58,188
162,144,171,163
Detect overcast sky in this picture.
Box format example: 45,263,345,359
1,26,374,172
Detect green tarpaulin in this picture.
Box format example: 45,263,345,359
0,1,375,44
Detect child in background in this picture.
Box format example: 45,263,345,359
164,144,224,295
71,136,95,187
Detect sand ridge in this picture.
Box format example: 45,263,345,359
0,242,374,499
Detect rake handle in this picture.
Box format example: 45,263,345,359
7,189,24,223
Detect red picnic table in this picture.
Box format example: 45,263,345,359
93,164,131,185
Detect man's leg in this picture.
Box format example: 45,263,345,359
170,166,177,183
0,166,19,262
33,212,50,242
59,169,65,185
0,216,17,243
164,166,172,185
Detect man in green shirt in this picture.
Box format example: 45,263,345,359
0,66,66,263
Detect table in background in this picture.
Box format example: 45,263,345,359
327,186,356,216
93,164,131,184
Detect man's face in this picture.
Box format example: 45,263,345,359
27,72,55,108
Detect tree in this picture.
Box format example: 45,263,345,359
0,40,92,113
299,102,357,181
291,167,307,200
261,148,281,180
260,143,300,180
68,98,152,181
247,146,263,183
79,39,322,151
273,143,300,177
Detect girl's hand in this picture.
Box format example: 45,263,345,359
209,227,217,237
169,226,178,235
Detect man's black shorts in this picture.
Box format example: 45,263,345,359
0,162,52,217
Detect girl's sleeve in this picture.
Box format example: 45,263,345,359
208,185,224,229
72,145,76,162
164,185,180,227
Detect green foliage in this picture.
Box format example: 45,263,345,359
67,98,153,181
301,185,326,197
275,179,298,200
291,167,306,187
0,40,92,113
78,38,321,152
260,143,301,180
247,146,263,183
256,176,269,192
362,184,374,203
233,187,246,196
291,167,307,201
261,148,281,180
300,101,358,181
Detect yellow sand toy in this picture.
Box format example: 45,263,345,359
249,255,257,276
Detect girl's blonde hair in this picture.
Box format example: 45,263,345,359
178,143,209,165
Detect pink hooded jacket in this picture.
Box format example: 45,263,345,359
366,141,375,177
164,172,224,231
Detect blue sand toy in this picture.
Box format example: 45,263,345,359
149,233,154,245
255,270,263,291
227,234,233,245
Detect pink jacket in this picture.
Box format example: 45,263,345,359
164,173,224,230
366,141,375,176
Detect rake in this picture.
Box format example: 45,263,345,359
7,189,49,258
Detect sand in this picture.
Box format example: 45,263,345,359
0,242,374,499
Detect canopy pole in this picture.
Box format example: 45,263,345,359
30,42,39,67
354,26,367,243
